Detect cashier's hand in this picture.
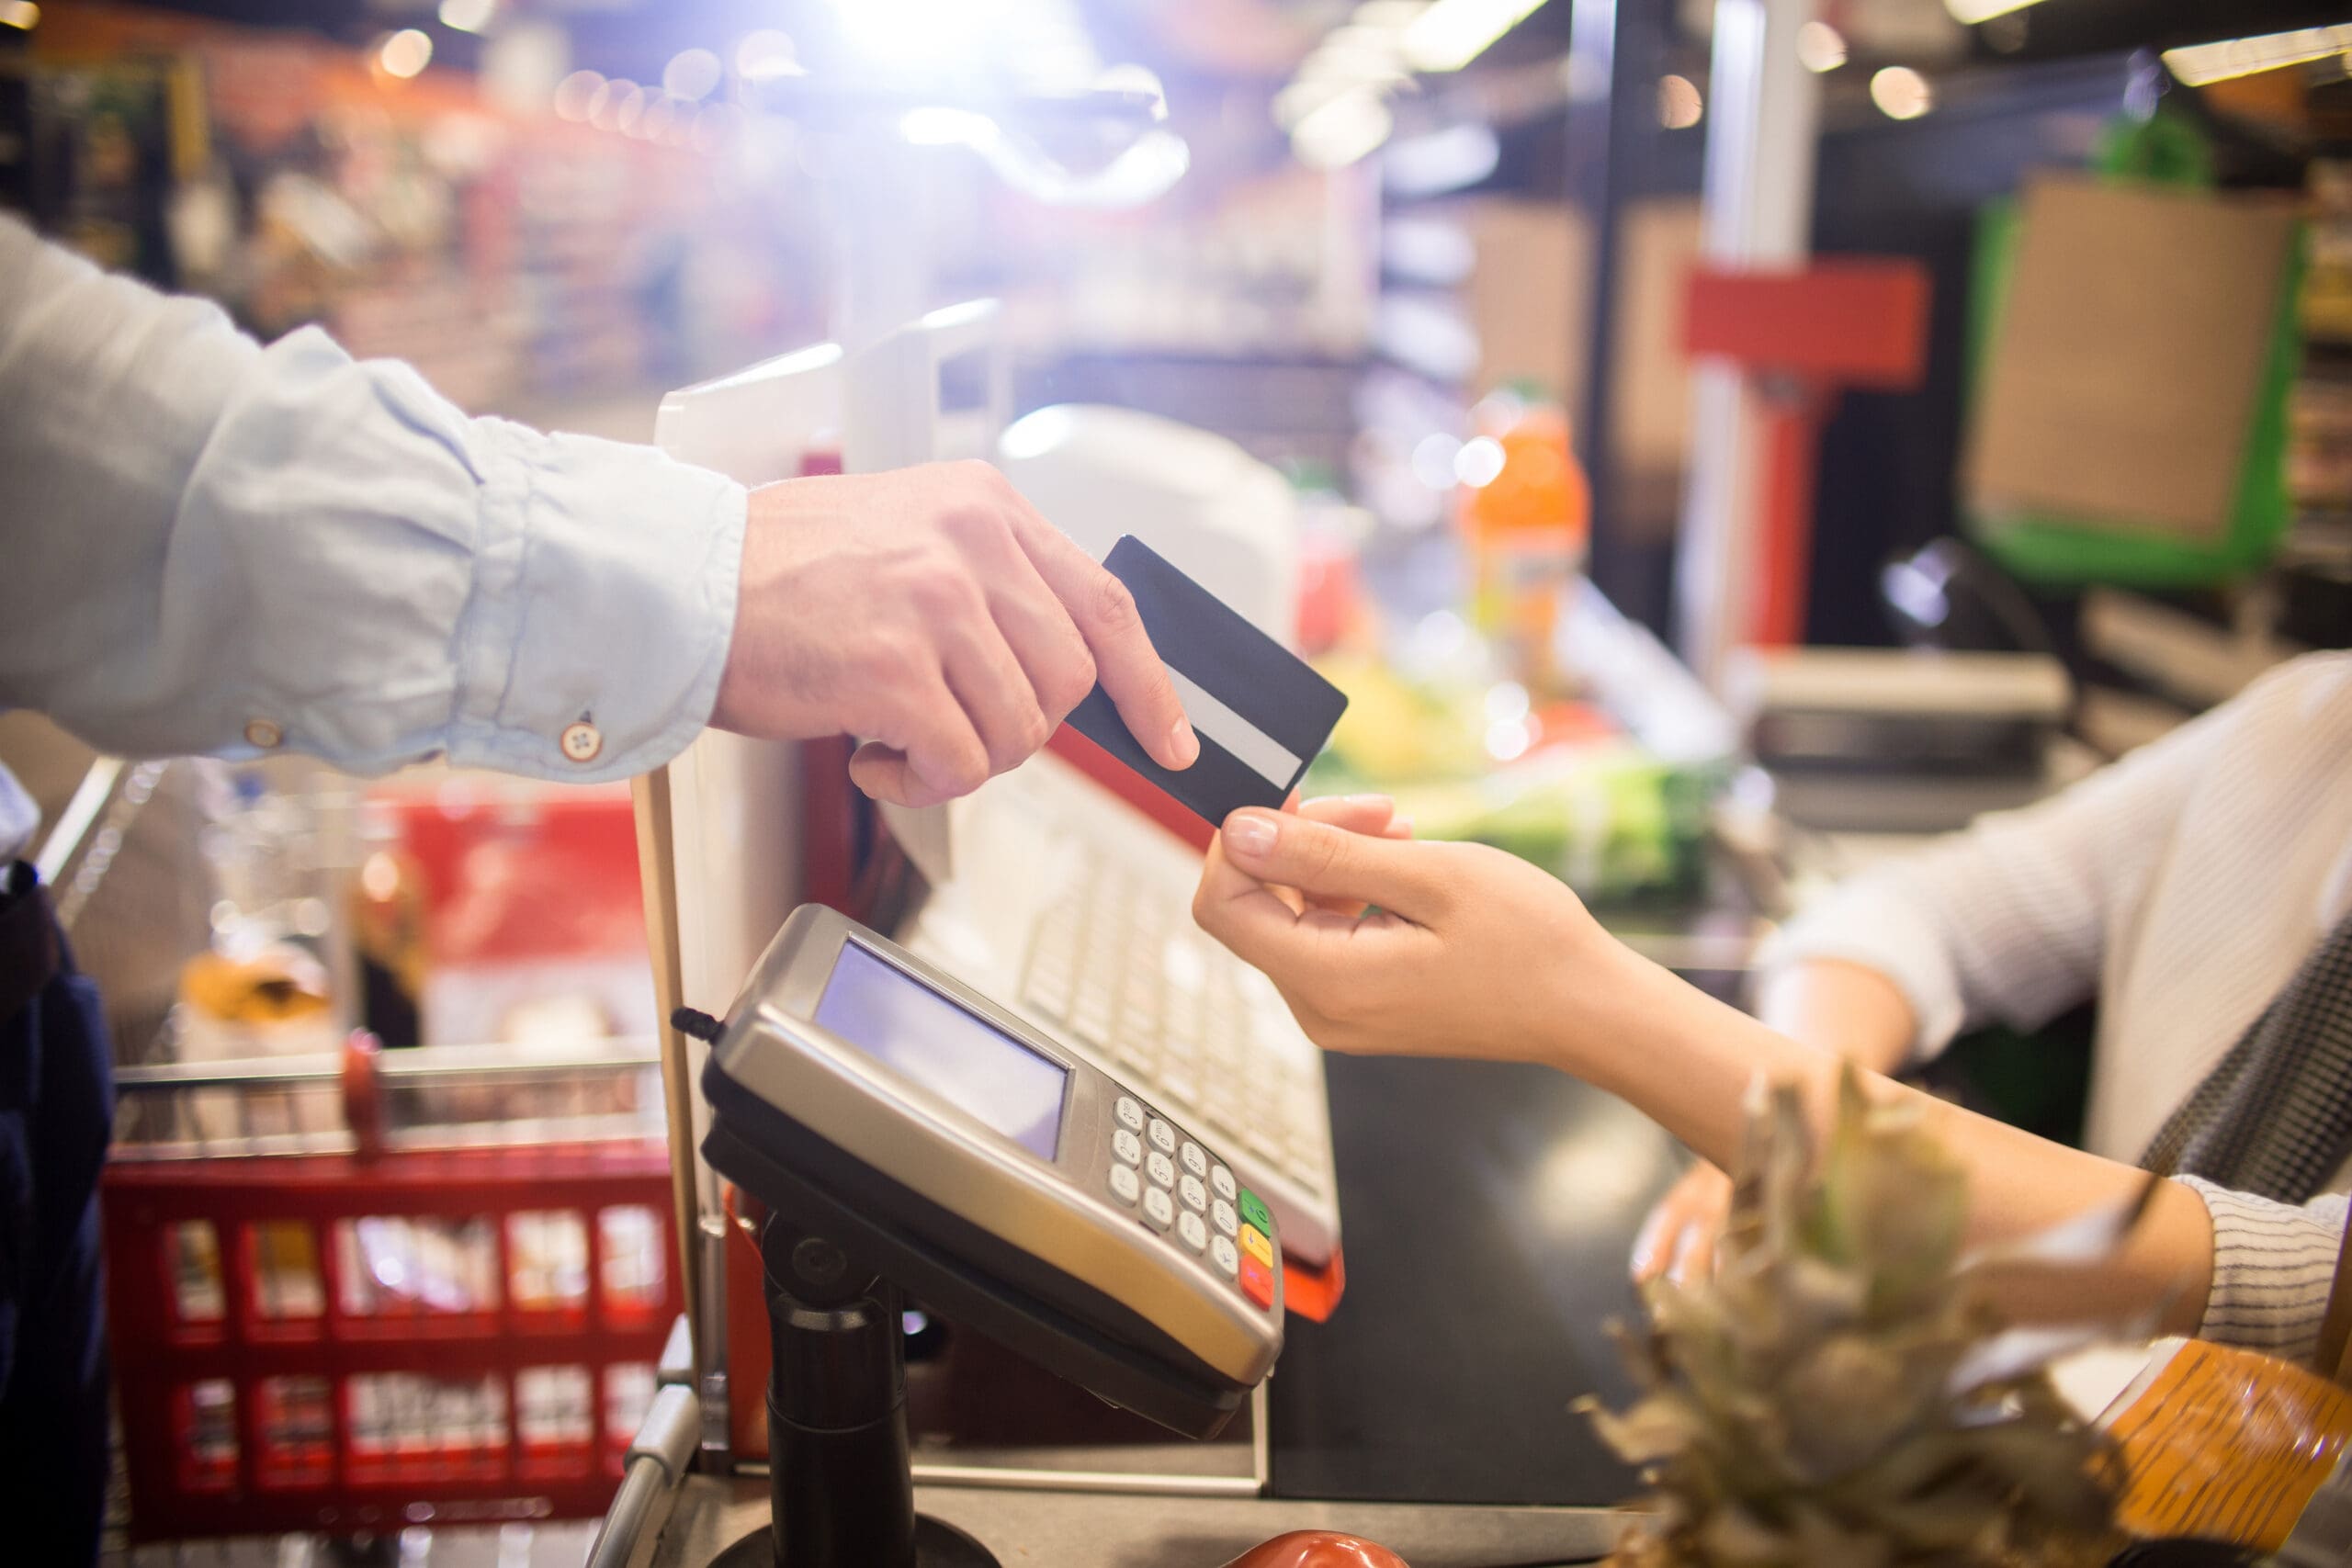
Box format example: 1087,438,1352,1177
712,462,1198,808
1629,1160,1732,1286
1193,804,1623,1065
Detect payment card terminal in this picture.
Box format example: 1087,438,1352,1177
700,904,1283,1439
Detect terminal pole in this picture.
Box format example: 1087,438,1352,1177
760,1217,1000,1568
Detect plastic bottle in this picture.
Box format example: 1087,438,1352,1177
1456,389,1590,694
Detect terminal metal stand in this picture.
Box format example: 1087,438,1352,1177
710,1217,1000,1568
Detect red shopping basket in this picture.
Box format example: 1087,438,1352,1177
103,1130,679,1540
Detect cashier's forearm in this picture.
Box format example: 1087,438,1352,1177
1751,958,1916,1075
1566,946,2215,1333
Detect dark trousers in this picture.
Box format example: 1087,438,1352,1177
0,863,114,1565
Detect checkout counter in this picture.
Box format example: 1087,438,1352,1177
597,899,1710,1568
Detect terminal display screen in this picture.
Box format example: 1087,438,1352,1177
813,940,1069,1159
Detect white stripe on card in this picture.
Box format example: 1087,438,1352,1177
1165,668,1304,788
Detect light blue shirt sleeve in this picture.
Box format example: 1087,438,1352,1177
0,213,746,784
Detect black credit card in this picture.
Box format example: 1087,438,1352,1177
1066,536,1348,826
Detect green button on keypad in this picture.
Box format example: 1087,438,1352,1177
1238,1190,1272,1235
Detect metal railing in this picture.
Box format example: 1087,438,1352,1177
112,1033,665,1159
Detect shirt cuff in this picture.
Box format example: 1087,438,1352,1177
447,418,747,784
1754,878,1970,1064
2180,1178,2346,1368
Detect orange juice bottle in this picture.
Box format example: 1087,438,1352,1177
1457,389,1590,693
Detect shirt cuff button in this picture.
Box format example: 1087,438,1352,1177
243,718,284,750
560,721,604,763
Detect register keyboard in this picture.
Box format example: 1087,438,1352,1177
1020,848,1334,1210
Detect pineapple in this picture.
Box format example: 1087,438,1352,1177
1586,1068,2125,1568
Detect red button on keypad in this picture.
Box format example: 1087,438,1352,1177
1238,1252,1275,1310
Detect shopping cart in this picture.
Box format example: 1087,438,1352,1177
105,1035,682,1542
37,752,687,1543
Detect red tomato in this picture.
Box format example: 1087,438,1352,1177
1218,1532,1409,1568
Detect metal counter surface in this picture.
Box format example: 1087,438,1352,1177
639,1473,1629,1568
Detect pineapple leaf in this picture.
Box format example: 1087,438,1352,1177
1588,1070,2128,1568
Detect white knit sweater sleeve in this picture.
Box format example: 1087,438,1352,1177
1757,698,2231,1064
2179,1179,2348,1365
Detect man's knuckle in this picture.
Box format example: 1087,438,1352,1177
943,500,1009,552
906,562,970,617
1046,651,1098,714
939,746,989,795
933,502,980,546
989,710,1047,770
894,638,942,682
1088,573,1139,632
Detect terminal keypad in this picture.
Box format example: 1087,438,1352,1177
1103,1093,1275,1314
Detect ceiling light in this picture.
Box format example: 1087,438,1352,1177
1943,0,2048,24
1318,24,1409,73
0,2,37,28
692,103,743,155
612,84,648,134
1870,65,1933,119
376,28,434,81
1384,122,1498,196
1274,76,1351,130
1454,434,1505,487
1400,0,1548,73
552,70,603,121
819,0,1091,80
734,30,802,84
1303,52,1408,88
589,80,641,132
437,0,495,33
899,107,1001,148
1411,432,1464,490
2163,25,2352,86
663,49,723,103
1093,62,1170,115
1290,88,1395,170
1657,73,1702,129
1797,20,1847,73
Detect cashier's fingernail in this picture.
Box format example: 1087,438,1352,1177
1170,716,1200,767
1224,812,1278,861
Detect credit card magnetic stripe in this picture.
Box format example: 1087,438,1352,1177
1165,668,1304,790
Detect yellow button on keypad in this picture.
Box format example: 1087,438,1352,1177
1238,1224,1273,1269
